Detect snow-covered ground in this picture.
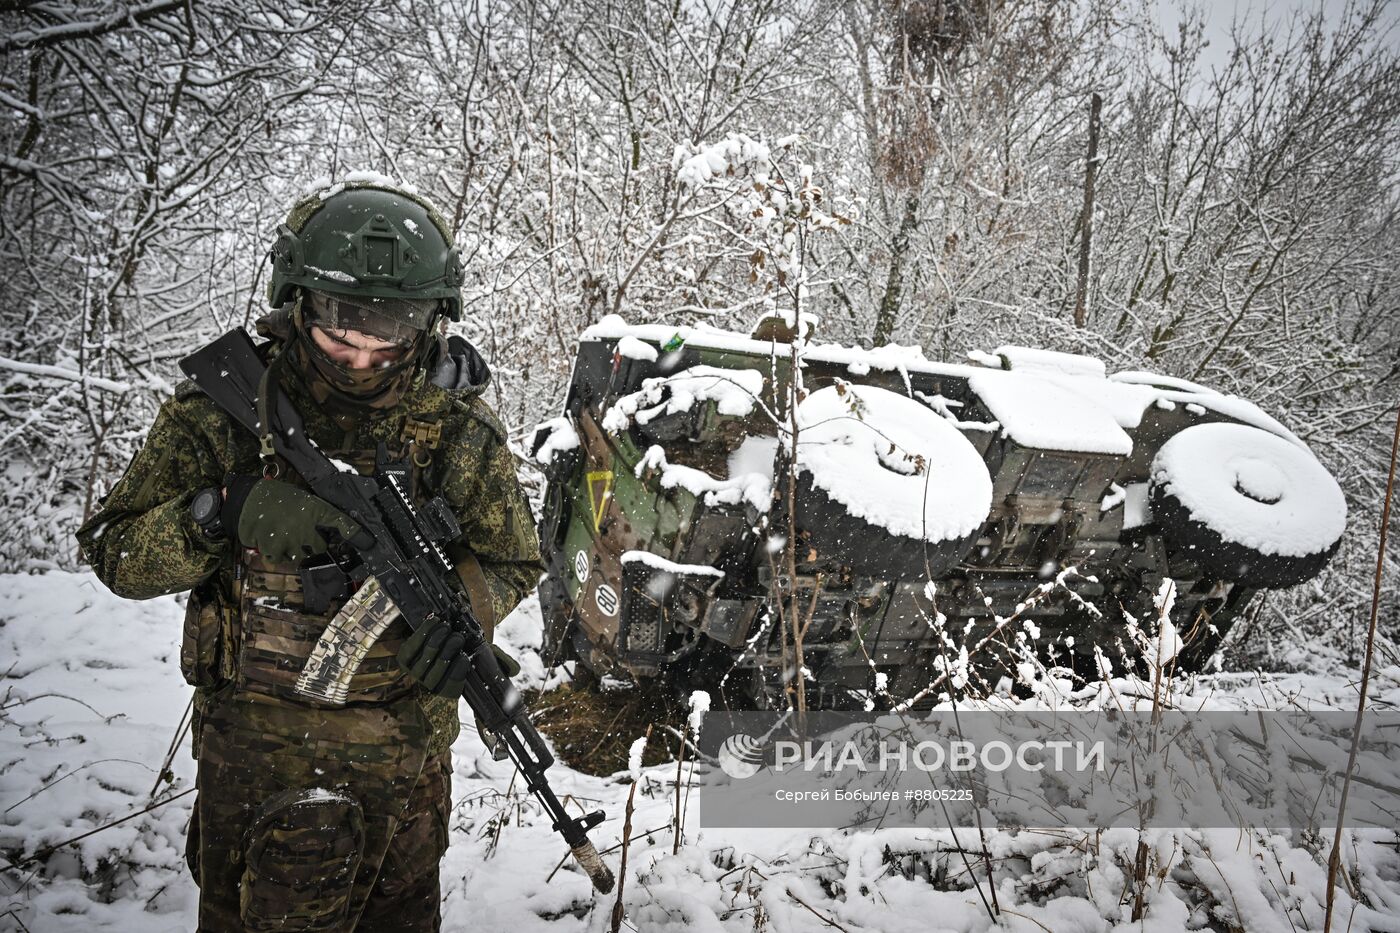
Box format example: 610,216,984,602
3,571,1399,931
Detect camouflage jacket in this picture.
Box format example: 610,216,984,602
76,331,543,757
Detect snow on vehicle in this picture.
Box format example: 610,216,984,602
529,314,1347,708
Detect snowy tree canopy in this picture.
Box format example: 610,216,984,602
1,0,1396,677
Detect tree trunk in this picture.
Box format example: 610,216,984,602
1073,92,1103,328
873,194,920,347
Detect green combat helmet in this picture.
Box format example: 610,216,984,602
260,175,467,410
267,174,466,322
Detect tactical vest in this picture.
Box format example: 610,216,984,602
233,444,414,706
180,407,502,710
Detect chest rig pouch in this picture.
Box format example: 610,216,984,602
233,429,440,708
180,579,236,689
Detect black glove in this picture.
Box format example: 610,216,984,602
397,622,523,697
223,475,365,563
397,620,473,697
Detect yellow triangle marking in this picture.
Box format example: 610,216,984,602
586,470,614,533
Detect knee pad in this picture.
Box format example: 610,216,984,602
240,788,365,932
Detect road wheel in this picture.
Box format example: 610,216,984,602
789,383,993,579
1149,422,1346,588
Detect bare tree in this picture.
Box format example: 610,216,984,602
0,0,1395,657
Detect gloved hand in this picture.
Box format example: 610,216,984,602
397,623,521,698
223,475,364,563
397,620,472,697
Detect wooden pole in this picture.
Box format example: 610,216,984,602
1073,93,1103,328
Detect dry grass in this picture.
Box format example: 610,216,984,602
525,679,686,776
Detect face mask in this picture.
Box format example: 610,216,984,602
298,323,424,411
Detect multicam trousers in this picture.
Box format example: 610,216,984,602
187,689,451,932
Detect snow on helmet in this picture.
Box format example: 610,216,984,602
267,172,465,322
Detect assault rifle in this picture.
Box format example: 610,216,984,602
179,329,614,894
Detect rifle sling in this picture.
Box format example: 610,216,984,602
452,550,498,637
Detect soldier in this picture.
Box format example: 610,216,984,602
76,179,542,931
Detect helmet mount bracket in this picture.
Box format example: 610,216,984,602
352,213,416,284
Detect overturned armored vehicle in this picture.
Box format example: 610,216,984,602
531,315,1347,708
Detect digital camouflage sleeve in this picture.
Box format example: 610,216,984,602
78,386,541,619
76,393,232,600
436,395,544,632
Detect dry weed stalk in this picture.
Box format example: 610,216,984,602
1324,402,1400,931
